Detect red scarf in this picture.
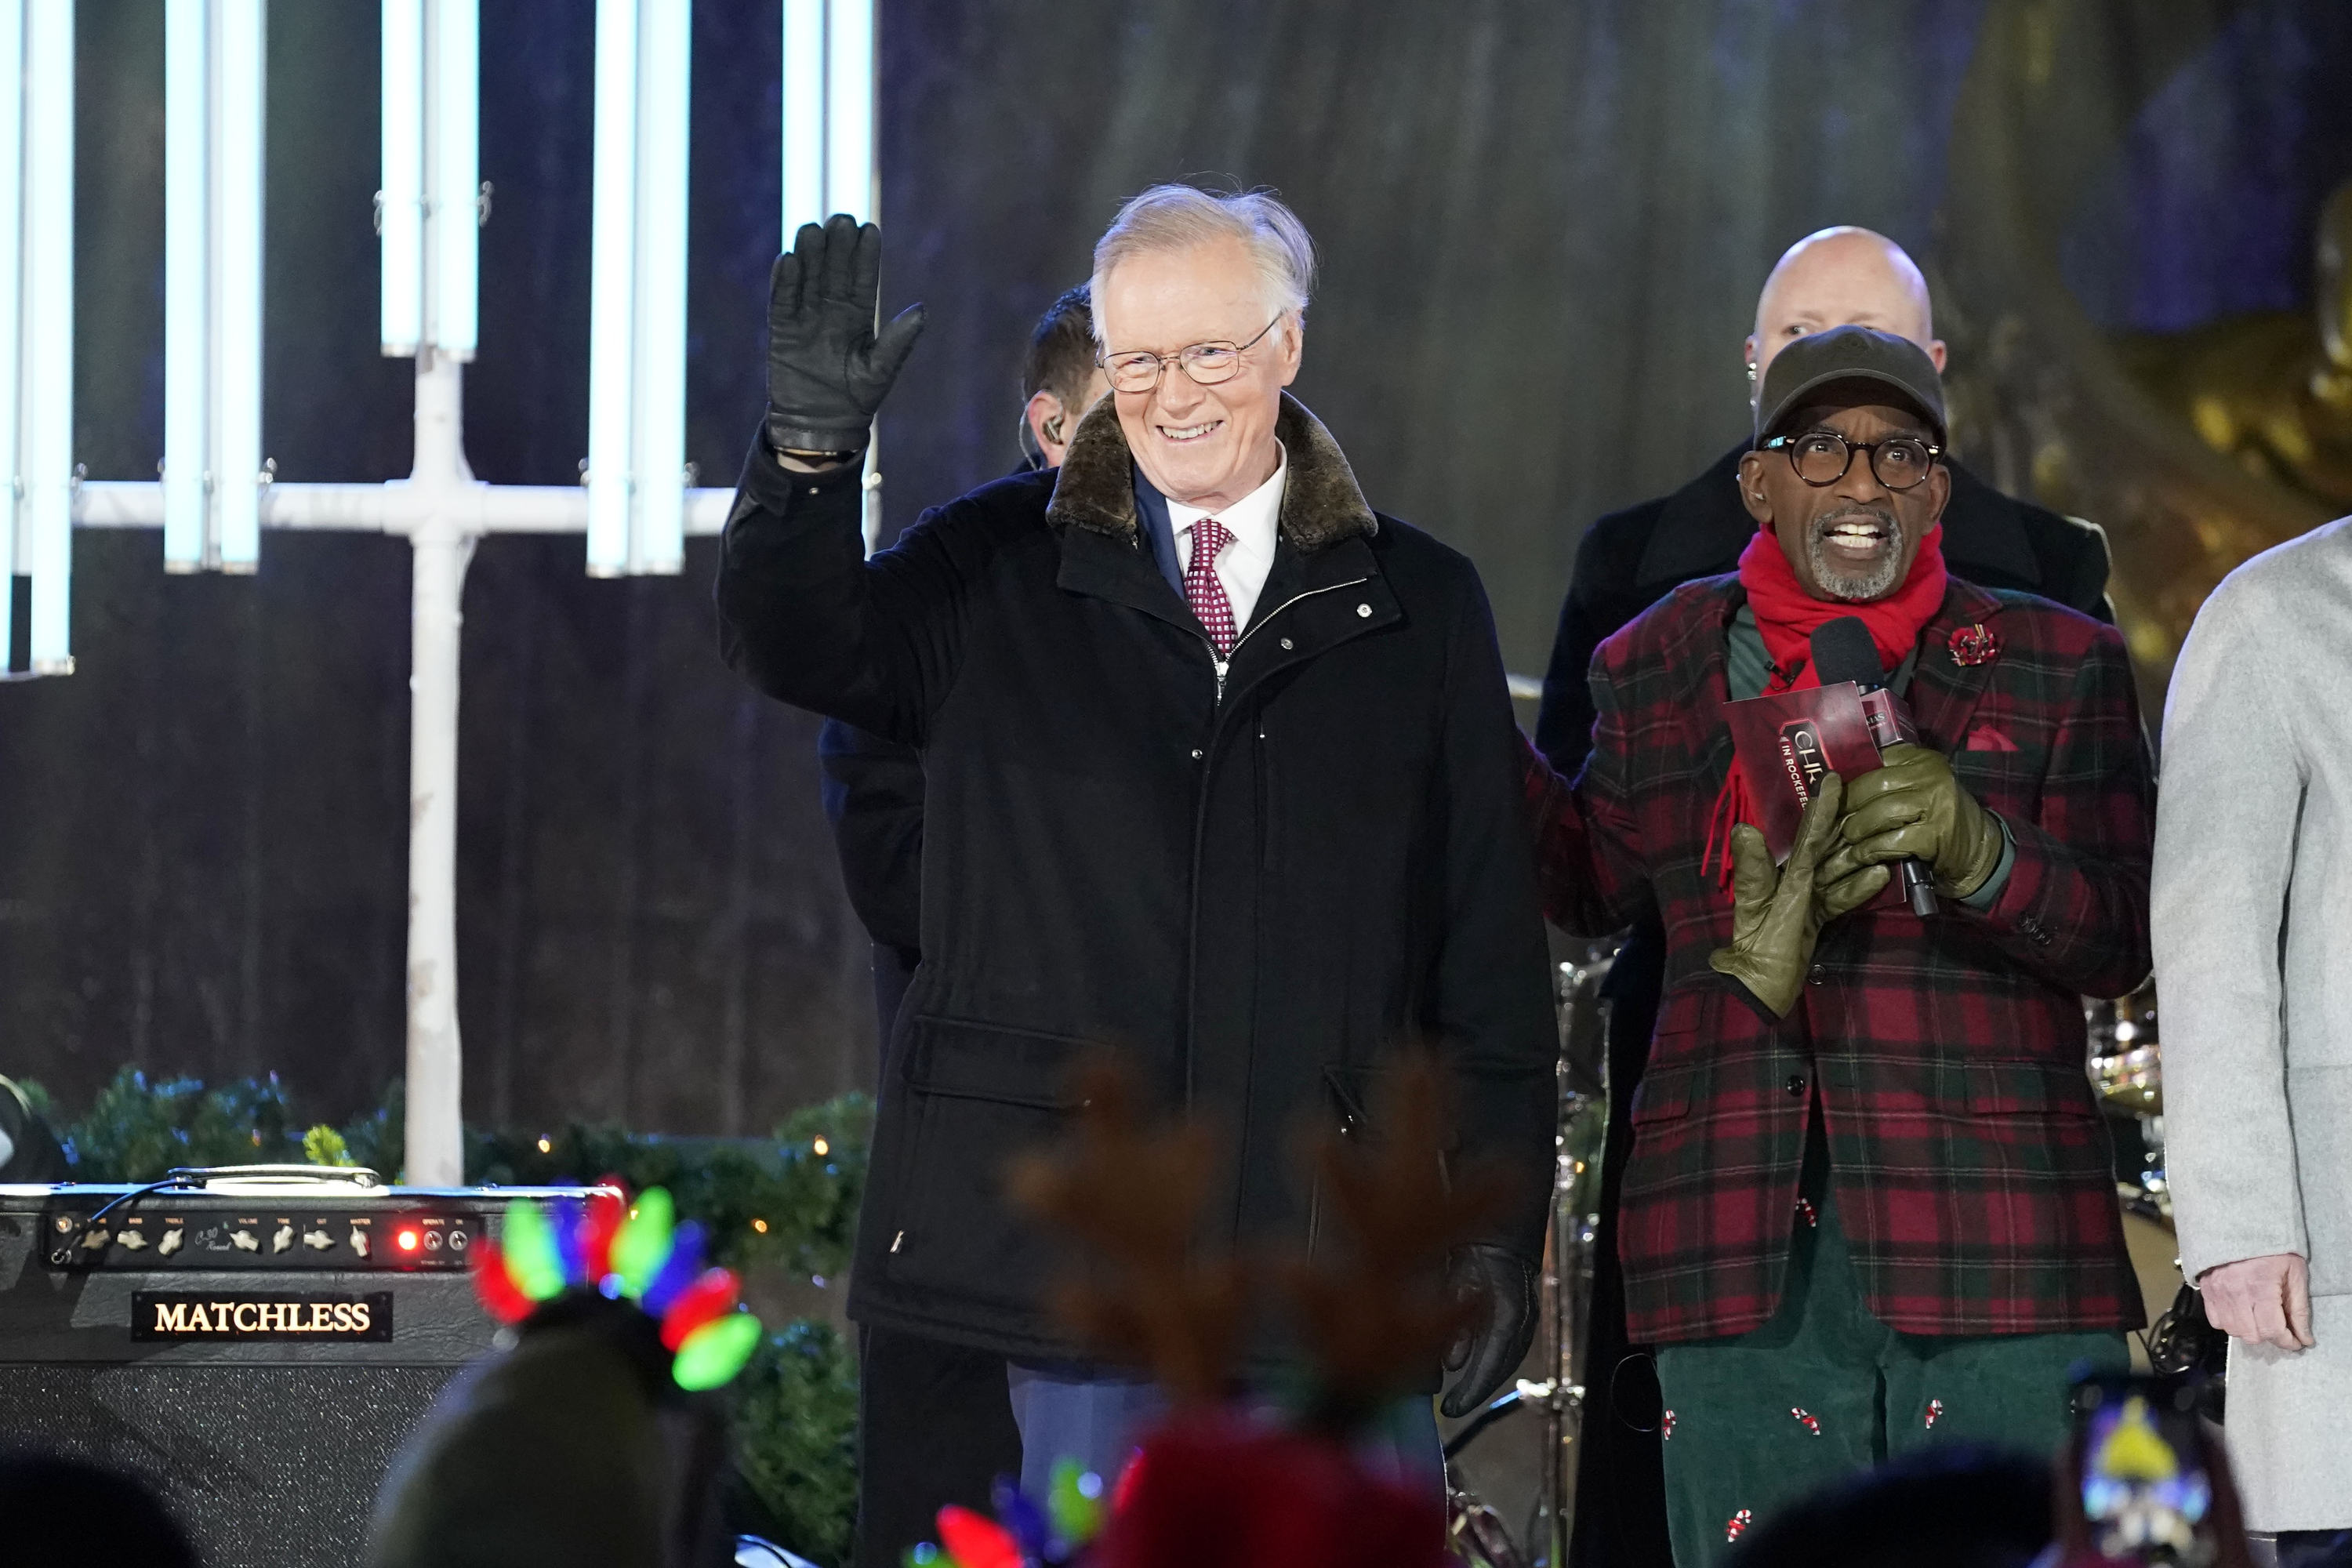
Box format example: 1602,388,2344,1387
1701,523,1949,887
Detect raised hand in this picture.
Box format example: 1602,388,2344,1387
764,214,927,456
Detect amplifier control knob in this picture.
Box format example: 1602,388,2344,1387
270,1224,293,1254
79,1228,111,1251
116,1230,148,1250
158,1229,183,1258
348,1228,370,1258
230,1230,259,1253
301,1229,334,1250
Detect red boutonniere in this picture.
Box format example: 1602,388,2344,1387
1947,623,2000,666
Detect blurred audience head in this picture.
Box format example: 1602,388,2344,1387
1748,226,1946,389
0,1454,197,1567
1729,1445,2053,1568
1022,285,1109,470
365,1294,733,1568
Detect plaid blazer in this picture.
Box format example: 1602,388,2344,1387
1528,573,2151,1343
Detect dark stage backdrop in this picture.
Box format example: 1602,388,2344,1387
0,1,2340,1134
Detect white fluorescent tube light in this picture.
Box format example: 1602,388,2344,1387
380,0,423,355
22,0,72,672
824,0,873,223
584,0,640,576
162,0,208,571
780,0,823,238
631,0,689,574
214,0,266,572
432,0,478,359
0,0,25,661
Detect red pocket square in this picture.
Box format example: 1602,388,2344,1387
1964,724,2020,753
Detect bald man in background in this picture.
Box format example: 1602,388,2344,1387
1536,227,2114,1568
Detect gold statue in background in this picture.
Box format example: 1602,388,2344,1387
2119,182,2352,511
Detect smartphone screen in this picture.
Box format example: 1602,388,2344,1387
2073,1374,2216,1567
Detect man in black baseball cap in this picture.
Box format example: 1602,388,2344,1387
1526,232,2115,1568
1521,321,2153,1564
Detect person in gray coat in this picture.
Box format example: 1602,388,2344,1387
2152,516,2352,1545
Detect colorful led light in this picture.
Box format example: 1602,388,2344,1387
670,1311,762,1392
1045,1458,1105,1547
934,1506,1019,1568
501,1198,566,1300
471,1188,762,1392
468,1236,535,1323
639,1219,706,1316
609,1186,673,1294
656,1267,739,1351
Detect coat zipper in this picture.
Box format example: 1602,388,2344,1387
1203,575,1373,706
1179,574,1376,1116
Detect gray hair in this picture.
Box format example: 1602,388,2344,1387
1088,184,1317,346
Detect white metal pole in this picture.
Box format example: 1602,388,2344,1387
401,347,477,1186
21,0,73,673
162,0,209,571
0,0,23,662
213,0,265,572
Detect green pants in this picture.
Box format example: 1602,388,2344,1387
1653,1185,2126,1568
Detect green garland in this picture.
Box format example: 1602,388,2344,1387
30,1067,871,1566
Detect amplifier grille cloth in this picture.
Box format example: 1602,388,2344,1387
0,1363,463,1568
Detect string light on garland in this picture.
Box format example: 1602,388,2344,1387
468,1183,762,1392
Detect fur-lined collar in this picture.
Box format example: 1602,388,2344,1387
1044,390,1378,553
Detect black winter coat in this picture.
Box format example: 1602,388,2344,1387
716,394,1559,1360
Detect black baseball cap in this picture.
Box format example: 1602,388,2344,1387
1754,325,1946,446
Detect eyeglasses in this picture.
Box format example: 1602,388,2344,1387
1762,430,1944,492
1098,314,1282,394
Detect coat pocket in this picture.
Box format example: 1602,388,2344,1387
1963,1060,2100,1119
881,1015,1094,1305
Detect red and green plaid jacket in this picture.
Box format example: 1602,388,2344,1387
1526,572,2151,1343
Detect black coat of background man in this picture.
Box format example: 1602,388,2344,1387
811,285,1106,1567
1534,227,2114,1568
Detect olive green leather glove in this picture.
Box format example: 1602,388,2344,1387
1817,742,2005,898
1710,775,1885,1018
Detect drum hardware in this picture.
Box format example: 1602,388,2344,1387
1444,938,1618,1567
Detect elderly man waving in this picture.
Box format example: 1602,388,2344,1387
1523,328,2154,1566
715,187,1556,1526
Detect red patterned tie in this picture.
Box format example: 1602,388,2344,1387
1185,517,1238,655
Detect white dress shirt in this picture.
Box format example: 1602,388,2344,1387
1166,441,1287,633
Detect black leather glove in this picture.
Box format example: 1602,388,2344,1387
1439,1243,1537,1418
763,213,927,456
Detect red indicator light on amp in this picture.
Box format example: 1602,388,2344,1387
397,1229,420,1253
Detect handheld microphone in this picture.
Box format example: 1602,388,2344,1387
1809,616,1940,918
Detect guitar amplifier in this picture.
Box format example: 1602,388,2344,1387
0,1169,602,1568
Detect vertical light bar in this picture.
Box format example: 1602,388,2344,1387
584,0,639,576
431,0,478,358
779,0,823,238
162,0,208,570
20,0,71,671
213,0,265,572
823,0,873,223
631,0,688,574
379,0,423,354
0,0,26,662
